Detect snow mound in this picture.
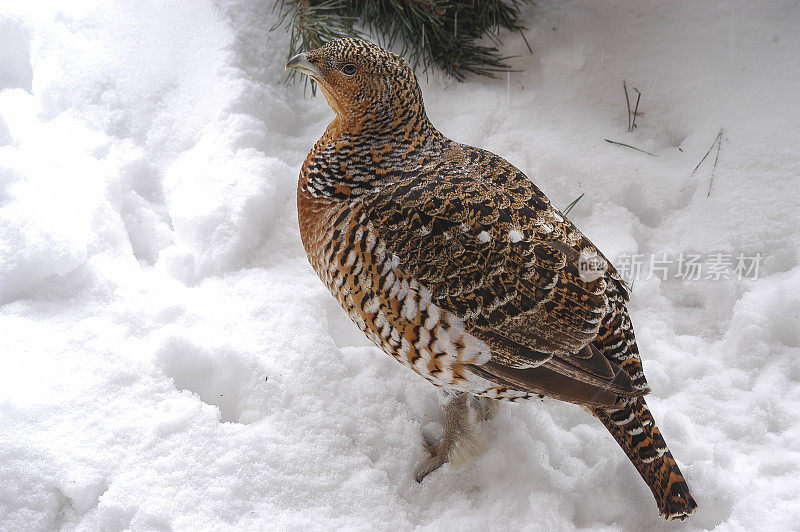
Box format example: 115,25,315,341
1,1,799,530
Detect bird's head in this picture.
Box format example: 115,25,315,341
286,38,428,135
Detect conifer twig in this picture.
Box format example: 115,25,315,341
272,1,533,83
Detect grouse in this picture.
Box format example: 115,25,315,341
287,38,696,520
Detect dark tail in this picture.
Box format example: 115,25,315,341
592,397,697,520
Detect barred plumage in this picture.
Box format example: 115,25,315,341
288,38,696,520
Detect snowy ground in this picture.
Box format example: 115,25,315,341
1,1,799,530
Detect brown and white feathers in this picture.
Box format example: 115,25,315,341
288,38,696,520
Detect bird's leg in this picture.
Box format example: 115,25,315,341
415,392,487,482
472,395,499,421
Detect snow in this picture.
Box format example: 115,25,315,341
1,0,799,529
508,229,525,243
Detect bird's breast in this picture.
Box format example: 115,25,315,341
296,182,535,401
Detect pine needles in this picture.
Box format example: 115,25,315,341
562,193,585,216
272,1,532,84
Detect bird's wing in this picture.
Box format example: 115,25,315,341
360,142,646,402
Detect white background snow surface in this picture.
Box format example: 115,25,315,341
1,1,799,530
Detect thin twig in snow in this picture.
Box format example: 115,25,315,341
706,129,724,197
624,81,632,132
604,138,657,156
691,128,723,176
631,87,642,131
623,81,644,131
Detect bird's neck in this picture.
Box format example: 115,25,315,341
299,106,444,202
337,89,435,141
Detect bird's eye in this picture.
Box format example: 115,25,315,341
341,63,358,76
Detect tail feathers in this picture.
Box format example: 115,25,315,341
593,397,697,520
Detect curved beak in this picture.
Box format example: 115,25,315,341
286,52,322,78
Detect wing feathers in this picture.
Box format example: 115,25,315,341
362,141,651,400
471,329,639,397
467,361,621,407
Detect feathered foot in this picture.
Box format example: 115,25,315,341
415,392,488,482
472,395,499,421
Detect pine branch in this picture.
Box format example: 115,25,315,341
272,1,362,93
272,0,533,83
